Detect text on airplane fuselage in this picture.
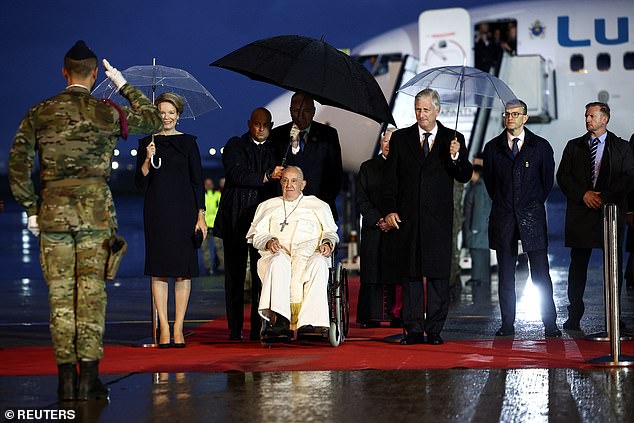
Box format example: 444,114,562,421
558,16,629,47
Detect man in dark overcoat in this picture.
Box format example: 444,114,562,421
482,99,561,338
383,89,472,345
356,128,400,327
556,102,634,331
214,107,284,341
269,92,343,221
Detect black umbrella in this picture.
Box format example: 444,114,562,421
211,35,395,126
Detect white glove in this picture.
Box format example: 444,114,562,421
27,215,40,237
102,59,127,91
289,123,300,143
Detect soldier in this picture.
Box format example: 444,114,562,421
8,40,162,401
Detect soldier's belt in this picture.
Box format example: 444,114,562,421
44,177,106,188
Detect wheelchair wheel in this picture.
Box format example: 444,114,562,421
328,262,349,347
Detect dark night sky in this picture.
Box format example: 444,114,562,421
1,0,513,173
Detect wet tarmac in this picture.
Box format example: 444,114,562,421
1,192,634,422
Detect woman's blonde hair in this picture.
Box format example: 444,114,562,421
155,92,184,115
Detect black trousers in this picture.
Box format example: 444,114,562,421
567,247,623,324
356,284,397,323
402,277,449,335
496,245,557,330
223,238,262,335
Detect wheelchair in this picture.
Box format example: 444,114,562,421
260,258,349,347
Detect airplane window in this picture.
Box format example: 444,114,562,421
597,53,610,71
624,52,634,70
570,54,584,72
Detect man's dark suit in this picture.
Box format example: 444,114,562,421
213,132,278,339
482,128,558,332
270,121,343,221
382,121,472,336
556,131,634,325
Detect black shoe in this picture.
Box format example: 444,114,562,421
545,327,562,338
389,318,403,328
495,327,515,336
173,342,186,348
58,363,77,401
360,321,381,329
400,332,425,345
78,360,109,401
158,343,172,348
427,333,444,345
563,319,581,331
229,329,242,341
264,315,291,337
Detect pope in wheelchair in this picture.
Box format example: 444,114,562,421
246,166,339,341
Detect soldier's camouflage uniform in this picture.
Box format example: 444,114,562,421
9,83,162,364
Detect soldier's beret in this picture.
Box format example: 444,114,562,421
65,40,97,60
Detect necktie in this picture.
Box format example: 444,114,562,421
511,138,520,158
590,137,599,185
421,132,431,157
298,131,307,153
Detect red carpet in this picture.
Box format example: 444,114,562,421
1,276,633,376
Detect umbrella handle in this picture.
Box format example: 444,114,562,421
150,154,162,169
281,140,292,167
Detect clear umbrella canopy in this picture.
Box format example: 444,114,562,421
93,63,221,119
398,65,516,109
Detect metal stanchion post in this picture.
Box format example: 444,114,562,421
135,284,159,348
589,204,634,366
586,204,632,342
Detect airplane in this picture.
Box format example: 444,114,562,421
265,0,634,174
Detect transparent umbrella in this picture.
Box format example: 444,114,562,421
93,59,221,169
92,59,221,119
398,65,517,134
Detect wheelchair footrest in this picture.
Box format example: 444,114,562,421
296,326,329,341
260,333,293,343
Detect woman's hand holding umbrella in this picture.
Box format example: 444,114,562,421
141,141,158,176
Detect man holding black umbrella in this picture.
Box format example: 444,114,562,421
270,92,343,221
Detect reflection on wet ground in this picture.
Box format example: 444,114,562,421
2,369,633,422
1,192,634,422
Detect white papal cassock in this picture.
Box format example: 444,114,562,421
246,195,339,329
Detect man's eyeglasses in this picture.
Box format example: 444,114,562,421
503,111,525,119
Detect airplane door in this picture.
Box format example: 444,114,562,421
418,8,472,71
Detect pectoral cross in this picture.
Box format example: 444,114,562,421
280,220,288,231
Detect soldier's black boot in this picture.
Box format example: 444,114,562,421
57,363,77,401
78,360,109,401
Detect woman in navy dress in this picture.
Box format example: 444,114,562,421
135,92,206,348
